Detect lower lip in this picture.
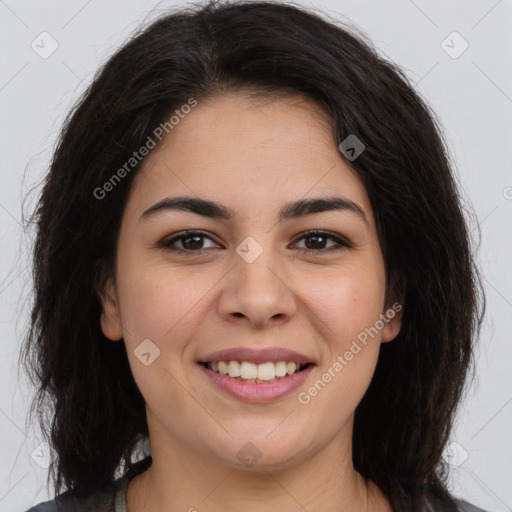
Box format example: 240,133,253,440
197,364,315,403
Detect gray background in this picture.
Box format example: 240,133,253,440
1,0,511,510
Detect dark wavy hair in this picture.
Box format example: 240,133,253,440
20,1,485,510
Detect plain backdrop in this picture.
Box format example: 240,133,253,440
0,1,511,510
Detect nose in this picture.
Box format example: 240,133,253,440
217,246,297,329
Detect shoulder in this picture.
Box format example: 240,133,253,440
23,482,122,512
422,486,489,512
24,499,57,512
24,456,151,512
454,498,489,512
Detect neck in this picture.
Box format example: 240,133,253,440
126,425,391,511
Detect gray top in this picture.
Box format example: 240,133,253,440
111,477,487,512
25,471,489,512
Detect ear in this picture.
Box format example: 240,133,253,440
381,270,405,343
95,262,123,341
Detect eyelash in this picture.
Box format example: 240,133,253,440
159,229,352,256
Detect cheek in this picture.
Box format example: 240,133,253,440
115,261,210,417
305,264,385,347
116,259,217,344
299,273,384,424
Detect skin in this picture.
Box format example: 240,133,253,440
98,92,402,512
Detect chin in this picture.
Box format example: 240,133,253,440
209,434,313,472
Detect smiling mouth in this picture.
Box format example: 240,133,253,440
199,360,313,383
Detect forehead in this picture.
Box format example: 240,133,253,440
126,93,374,226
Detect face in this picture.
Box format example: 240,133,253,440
99,92,402,471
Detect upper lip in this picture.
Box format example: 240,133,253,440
198,347,316,365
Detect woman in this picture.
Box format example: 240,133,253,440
22,1,487,510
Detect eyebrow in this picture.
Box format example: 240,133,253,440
140,195,368,226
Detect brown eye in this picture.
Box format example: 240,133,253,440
160,231,220,254
293,230,351,255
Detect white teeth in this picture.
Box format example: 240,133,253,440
240,361,258,379
257,362,275,381
218,361,228,375
207,360,306,381
286,362,297,375
275,361,287,377
227,360,240,378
